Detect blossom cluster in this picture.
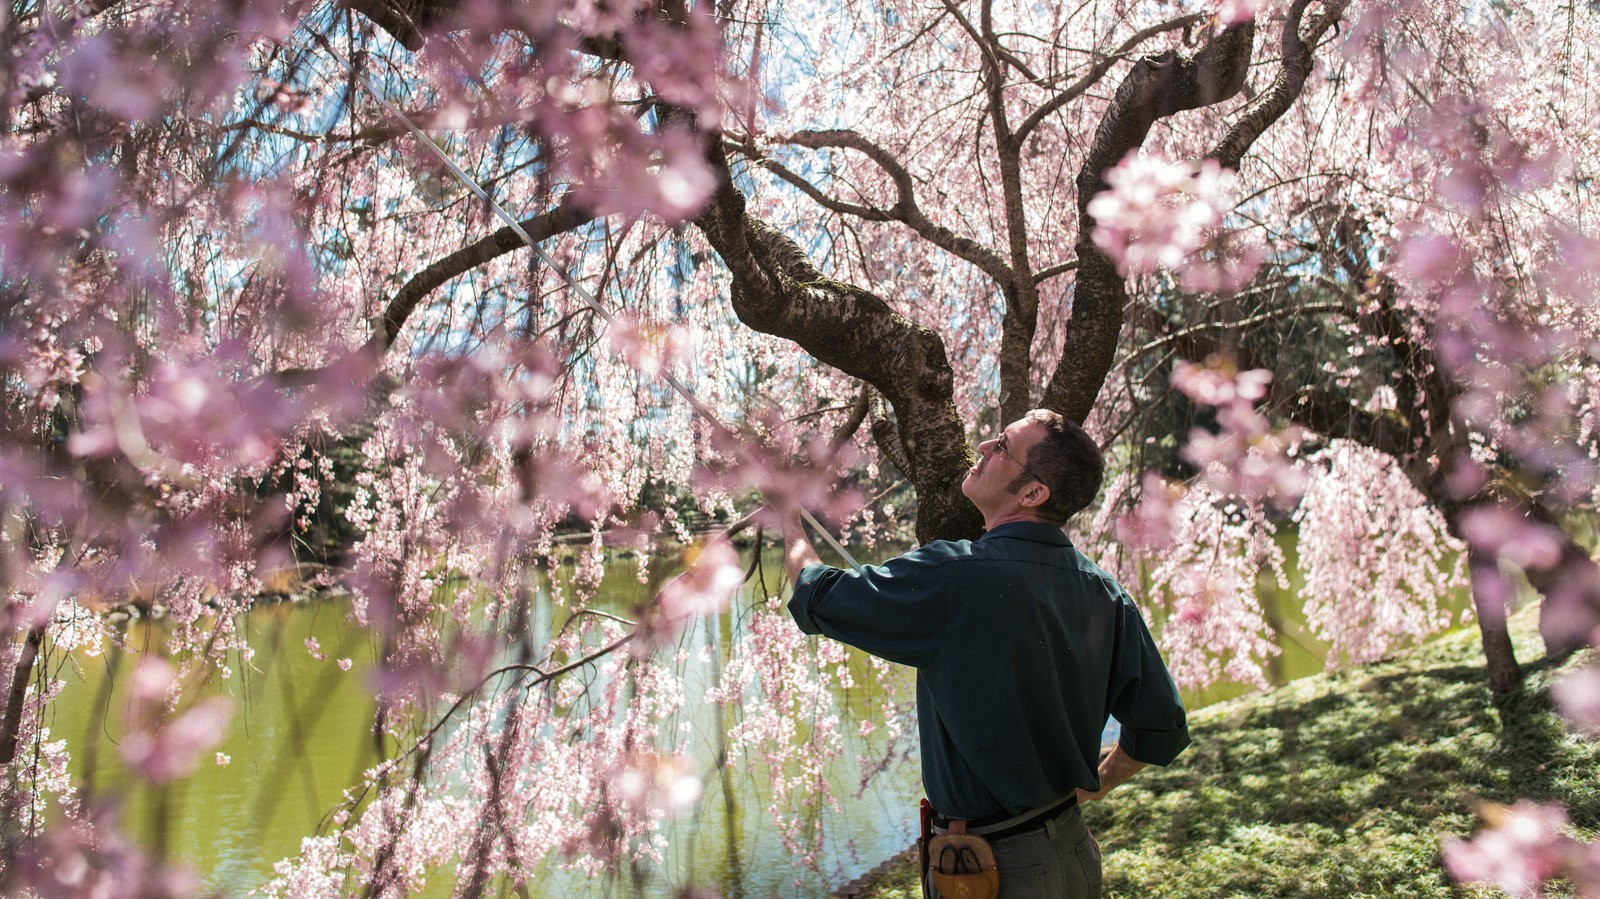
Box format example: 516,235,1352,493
1293,442,1463,666
1443,802,1600,897
0,0,801,892
1170,357,1307,509
1087,152,1264,293
1096,369,1464,693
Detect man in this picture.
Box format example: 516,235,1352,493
783,409,1189,898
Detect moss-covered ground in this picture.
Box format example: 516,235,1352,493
842,607,1599,898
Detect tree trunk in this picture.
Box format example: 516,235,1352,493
1045,23,1255,422
0,622,46,765
1466,550,1524,695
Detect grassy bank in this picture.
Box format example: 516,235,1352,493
844,607,1599,898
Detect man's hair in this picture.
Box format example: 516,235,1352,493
1006,409,1105,526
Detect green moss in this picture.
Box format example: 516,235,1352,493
849,607,1599,898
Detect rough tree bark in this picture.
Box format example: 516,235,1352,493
1045,0,1349,422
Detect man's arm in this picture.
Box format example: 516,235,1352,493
1075,744,1148,803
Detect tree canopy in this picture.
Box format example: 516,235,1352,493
2,0,1598,894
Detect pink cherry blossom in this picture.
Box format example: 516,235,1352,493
607,751,704,818
1172,357,1307,509
656,538,744,622
1458,506,1564,572
1114,472,1183,552
1443,801,1576,897
1088,153,1236,278
8,811,202,898
1217,0,1268,25
1552,666,1600,737
121,698,235,784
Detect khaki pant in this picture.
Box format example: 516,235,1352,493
926,804,1101,899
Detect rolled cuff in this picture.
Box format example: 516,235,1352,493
1119,726,1191,767
787,563,842,634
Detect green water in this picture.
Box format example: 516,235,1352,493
44,554,922,897
45,603,390,890
39,540,1473,896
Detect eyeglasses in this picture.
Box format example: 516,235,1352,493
993,435,1042,485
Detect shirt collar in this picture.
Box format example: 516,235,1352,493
976,520,1072,546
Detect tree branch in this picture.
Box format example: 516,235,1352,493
759,131,1016,286
1209,0,1351,169
1043,21,1257,423
747,151,892,222
829,382,873,451
1291,387,1414,459
213,119,392,144
1015,13,1207,147
368,197,594,356
983,0,1038,422
937,0,1006,86
1131,298,1347,366
274,197,595,390
1036,259,1079,282
683,110,983,541
340,0,436,50
868,389,915,481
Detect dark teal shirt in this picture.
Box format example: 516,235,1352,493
789,521,1189,820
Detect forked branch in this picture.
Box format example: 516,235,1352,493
1210,0,1351,169
1015,13,1208,146
749,130,1015,286
1044,21,1257,422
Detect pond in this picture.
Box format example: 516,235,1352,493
46,548,923,898
42,539,1472,896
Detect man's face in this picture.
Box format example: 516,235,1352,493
961,417,1046,521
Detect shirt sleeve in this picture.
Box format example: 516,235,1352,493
1108,596,1191,766
786,546,953,668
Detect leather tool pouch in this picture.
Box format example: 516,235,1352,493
927,820,1000,899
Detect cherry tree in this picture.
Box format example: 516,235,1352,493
3,0,1599,894
711,0,1599,698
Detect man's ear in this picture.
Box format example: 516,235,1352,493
1020,482,1050,510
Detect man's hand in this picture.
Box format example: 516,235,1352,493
780,506,823,586
1075,744,1148,803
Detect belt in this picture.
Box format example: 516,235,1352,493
932,793,1078,840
